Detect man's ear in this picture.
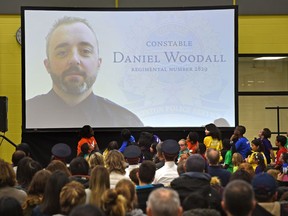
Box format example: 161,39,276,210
146,207,152,216
177,206,183,216
221,200,227,212
44,59,51,74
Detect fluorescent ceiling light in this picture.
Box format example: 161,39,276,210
253,57,287,60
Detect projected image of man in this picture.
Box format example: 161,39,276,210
26,17,143,128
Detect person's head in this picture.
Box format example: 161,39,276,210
0,196,23,216
229,169,252,183
11,150,26,167
182,192,209,211
27,169,52,196
275,135,287,147
129,168,139,185
232,153,243,166
146,188,182,216
185,154,206,173
41,170,70,215
87,152,104,170
79,125,94,138
238,162,255,178
51,143,72,163
89,165,110,206
138,160,156,185
69,204,104,216
45,17,102,96
138,131,154,150
156,142,163,160
234,125,246,137
0,159,16,188
251,139,264,152
178,139,187,152
59,181,86,215
222,138,231,150
266,168,281,180
46,159,71,176
105,150,126,175
183,208,221,216
16,143,31,157
206,148,220,165
177,158,187,175
222,180,256,216
260,128,271,139
205,123,221,140
107,140,119,151
252,173,278,202
16,157,42,190
69,157,90,176
115,179,137,211
121,129,132,141
123,144,141,165
161,139,180,161
187,132,199,144
197,142,207,155
100,189,127,216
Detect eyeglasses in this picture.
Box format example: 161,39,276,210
179,144,186,147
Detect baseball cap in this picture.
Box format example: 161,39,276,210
161,139,180,155
123,145,141,158
51,143,71,158
252,173,277,195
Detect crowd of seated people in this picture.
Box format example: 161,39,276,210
1,125,288,216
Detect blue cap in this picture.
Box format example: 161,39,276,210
161,139,180,155
252,173,277,195
123,145,141,158
51,143,71,158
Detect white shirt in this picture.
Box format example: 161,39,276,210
153,161,179,186
125,164,140,178
110,171,129,189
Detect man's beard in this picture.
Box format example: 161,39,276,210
50,66,96,95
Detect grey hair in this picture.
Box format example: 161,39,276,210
147,188,180,216
45,16,99,57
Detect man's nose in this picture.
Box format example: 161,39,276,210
68,50,81,65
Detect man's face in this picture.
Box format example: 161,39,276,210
44,22,102,95
178,140,186,151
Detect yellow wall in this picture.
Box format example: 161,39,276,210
0,14,287,162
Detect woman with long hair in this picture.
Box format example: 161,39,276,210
203,123,223,151
86,166,110,207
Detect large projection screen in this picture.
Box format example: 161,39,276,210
22,6,237,130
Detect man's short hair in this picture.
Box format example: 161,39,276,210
222,180,255,216
138,161,156,184
206,149,220,165
147,188,181,216
185,154,205,172
69,157,89,175
236,125,246,135
276,135,287,147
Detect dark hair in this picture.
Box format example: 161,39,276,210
223,180,255,216
222,138,231,150
254,152,266,173
69,204,104,216
0,196,23,216
236,125,246,135
121,129,131,141
79,125,94,138
139,161,156,184
107,141,119,151
40,170,70,215
188,132,199,143
251,139,264,152
276,135,287,147
138,131,154,149
229,169,252,183
282,152,288,164
11,150,26,166
182,193,209,211
262,128,271,139
16,143,31,156
69,157,89,175
80,143,90,155
198,143,206,155
205,123,221,140
16,157,42,190
129,168,139,185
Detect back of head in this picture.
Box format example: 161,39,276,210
262,128,271,139
222,180,255,216
185,154,205,172
276,135,287,146
16,143,31,157
69,157,89,176
252,173,277,202
121,129,131,141
147,188,181,216
0,158,16,187
188,132,199,143
236,125,246,136
161,139,180,161
105,150,126,174
27,169,52,195
79,125,93,138
11,150,26,166
0,196,23,216
46,160,71,176
230,169,252,184
100,189,127,216
69,204,104,216
138,131,154,149
206,149,220,165
89,165,110,192
16,157,42,189
139,160,156,184
183,208,221,216
115,179,136,210
59,181,86,215
87,152,104,170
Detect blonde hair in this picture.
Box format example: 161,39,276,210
238,162,255,178
89,165,110,207
59,181,86,215
87,152,104,170
101,189,127,216
232,153,243,166
115,179,137,211
105,150,126,175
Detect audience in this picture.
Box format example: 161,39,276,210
11,150,26,173
0,196,24,216
69,204,104,216
123,144,142,178
46,160,71,176
69,157,90,188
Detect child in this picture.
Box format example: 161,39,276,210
254,152,266,174
258,128,275,164
232,152,243,173
203,123,223,151
272,135,288,170
247,139,267,171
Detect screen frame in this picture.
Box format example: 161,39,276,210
21,5,238,132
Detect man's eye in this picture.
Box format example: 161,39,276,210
80,48,93,56
55,50,67,57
